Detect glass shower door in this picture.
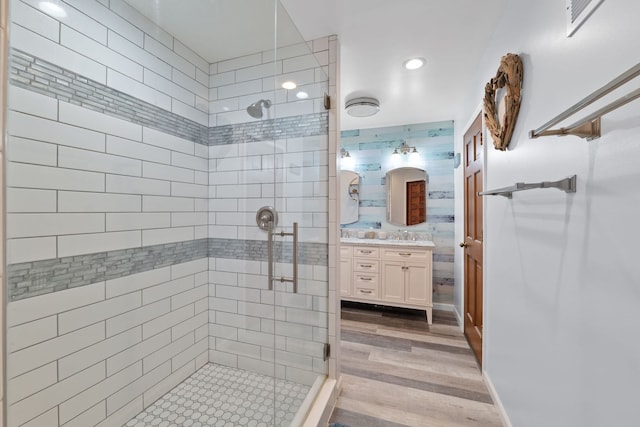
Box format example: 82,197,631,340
269,3,331,425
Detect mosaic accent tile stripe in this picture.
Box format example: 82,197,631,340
7,238,328,301
209,238,328,266
208,112,329,145
10,49,328,147
7,239,208,301
10,49,209,145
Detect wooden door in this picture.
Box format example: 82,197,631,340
406,180,426,225
463,113,484,365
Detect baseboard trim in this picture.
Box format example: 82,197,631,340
433,302,455,312
483,371,512,427
453,305,464,331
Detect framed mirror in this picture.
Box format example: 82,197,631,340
340,170,360,225
386,167,427,226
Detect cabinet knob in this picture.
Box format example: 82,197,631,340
459,242,468,248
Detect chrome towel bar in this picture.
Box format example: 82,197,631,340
529,62,640,140
478,175,577,198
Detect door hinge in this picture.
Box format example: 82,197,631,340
324,92,331,110
323,343,330,361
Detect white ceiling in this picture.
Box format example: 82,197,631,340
125,0,508,130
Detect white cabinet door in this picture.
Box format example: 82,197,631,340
381,260,404,302
340,257,352,297
405,262,430,305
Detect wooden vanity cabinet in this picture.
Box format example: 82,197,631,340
341,243,433,324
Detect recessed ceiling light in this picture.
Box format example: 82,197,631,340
403,57,425,70
296,91,309,99
281,81,297,90
38,1,67,18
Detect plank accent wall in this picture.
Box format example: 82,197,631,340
340,122,454,304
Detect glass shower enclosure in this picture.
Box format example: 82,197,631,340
3,0,333,425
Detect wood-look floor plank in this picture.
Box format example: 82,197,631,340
330,304,503,427
366,346,483,381
374,327,470,348
340,347,491,397
341,365,493,403
341,329,414,351
336,374,502,427
329,408,411,427
342,329,472,356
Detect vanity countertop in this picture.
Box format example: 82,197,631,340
340,237,435,248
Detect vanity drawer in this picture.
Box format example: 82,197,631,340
353,246,379,258
381,248,430,261
340,246,353,257
354,259,379,273
354,273,378,290
354,287,378,299
354,273,378,299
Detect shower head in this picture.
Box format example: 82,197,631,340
246,99,272,119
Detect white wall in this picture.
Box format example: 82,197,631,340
455,0,640,425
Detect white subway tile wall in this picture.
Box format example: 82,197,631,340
209,40,329,127
5,0,336,425
7,260,209,427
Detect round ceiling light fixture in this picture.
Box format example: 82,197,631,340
403,57,426,70
345,97,380,117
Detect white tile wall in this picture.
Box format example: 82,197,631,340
7,260,209,426
209,39,329,125
12,1,60,43
12,24,107,83
58,230,142,257
7,88,207,261
61,25,142,81
8,1,336,421
8,110,106,152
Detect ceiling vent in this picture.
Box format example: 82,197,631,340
566,0,604,37
345,97,380,117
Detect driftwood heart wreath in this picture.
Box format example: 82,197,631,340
483,53,523,151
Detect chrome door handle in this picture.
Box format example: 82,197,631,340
272,222,299,293
268,221,274,290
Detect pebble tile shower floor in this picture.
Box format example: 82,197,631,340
125,363,310,427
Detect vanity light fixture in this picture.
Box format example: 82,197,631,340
392,140,418,157
340,148,355,169
282,81,297,90
403,57,425,70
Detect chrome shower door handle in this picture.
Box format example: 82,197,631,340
271,222,299,293
268,220,274,291
292,222,298,293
